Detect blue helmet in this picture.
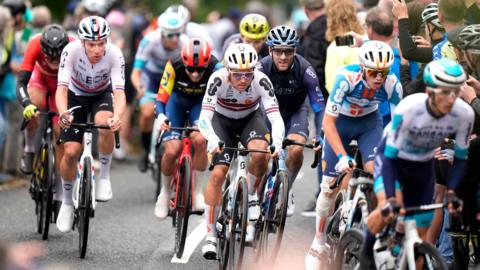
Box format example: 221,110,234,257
423,58,466,88
266,25,299,47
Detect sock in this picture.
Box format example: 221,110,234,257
361,229,376,258
99,153,112,181
246,172,257,195
62,178,74,206
24,128,38,153
194,170,205,195
141,132,152,152
205,204,220,238
160,173,172,196
287,168,299,189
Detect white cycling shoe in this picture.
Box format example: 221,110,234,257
202,236,217,260
287,190,295,217
154,191,169,219
305,243,329,270
245,223,256,243
56,203,74,233
96,178,112,202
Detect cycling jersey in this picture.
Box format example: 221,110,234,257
132,29,185,73
221,33,269,60
198,68,285,149
325,64,402,118
384,93,473,162
257,54,325,115
433,34,457,61
155,53,221,115
57,40,125,96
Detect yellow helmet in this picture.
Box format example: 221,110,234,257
239,13,269,40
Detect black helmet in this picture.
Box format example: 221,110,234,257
2,0,26,15
40,24,69,59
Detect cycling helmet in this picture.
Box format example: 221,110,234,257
165,4,190,26
457,24,480,53
424,58,466,88
83,0,109,15
40,24,69,58
157,12,184,34
224,43,258,70
2,0,25,15
78,16,111,41
181,38,211,67
421,3,444,30
239,13,269,40
359,40,394,70
266,25,299,47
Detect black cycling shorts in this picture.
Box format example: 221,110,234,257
60,90,114,143
212,109,270,166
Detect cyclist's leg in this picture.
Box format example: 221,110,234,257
356,111,383,174
92,91,116,201
284,104,309,188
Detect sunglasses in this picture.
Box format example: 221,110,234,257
272,48,295,57
45,55,60,63
364,67,390,79
185,66,206,73
430,88,460,98
163,32,181,39
230,70,254,81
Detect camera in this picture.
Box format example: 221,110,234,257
335,35,354,46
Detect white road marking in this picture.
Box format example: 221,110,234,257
171,220,206,264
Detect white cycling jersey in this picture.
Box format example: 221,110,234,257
384,93,474,161
58,40,125,96
198,68,285,150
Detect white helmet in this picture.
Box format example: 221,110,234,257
157,12,184,34
83,0,109,15
224,43,258,70
165,5,190,26
359,40,394,70
78,16,111,41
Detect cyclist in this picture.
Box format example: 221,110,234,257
257,25,325,216
198,43,285,259
17,24,73,176
55,16,126,233
153,38,222,219
305,40,403,268
221,13,270,59
131,11,185,172
359,58,474,269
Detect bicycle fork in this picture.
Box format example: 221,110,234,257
73,132,96,212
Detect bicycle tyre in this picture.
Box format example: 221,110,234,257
260,171,289,264
333,228,364,270
41,143,55,240
78,157,92,258
154,144,163,198
412,242,448,270
174,157,191,258
218,175,231,270
228,177,248,270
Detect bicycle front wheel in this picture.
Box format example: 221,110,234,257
228,177,248,270
412,242,448,270
153,144,163,198
333,228,364,270
260,171,289,265
41,143,55,240
78,157,92,258
174,157,191,258
218,174,232,270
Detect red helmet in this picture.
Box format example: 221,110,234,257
181,38,211,67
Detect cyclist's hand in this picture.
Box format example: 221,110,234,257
107,117,121,131
381,198,402,224
335,155,355,173
59,111,73,129
312,136,323,152
157,114,170,131
23,104,39,120
270,143,281,158
446,191,463,216
136,84,146,99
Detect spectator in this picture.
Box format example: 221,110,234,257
0,5,12,150
464,0,480,25
324,0,365,93
435,0,465,60
30,5,50,30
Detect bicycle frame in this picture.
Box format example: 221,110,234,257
344,173,374,231
170,132,194,210
224,143,249,213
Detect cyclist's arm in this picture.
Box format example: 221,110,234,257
304,65,326,140
131,36,150,93
198,75,221,149
155,60,176,116
16,38,40,107
111,47,126,119
55,85,69,115
448,105,475,190
56,44,73,114
383,98,412,158
16,70,33,107
386,74,403,119
323,74,350,157
258,76,285,148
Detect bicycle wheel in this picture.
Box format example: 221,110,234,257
326,190,347,248
218,175,232,270
228,177,248,270
41,143,55,240
174,157,191,258
260,171,289,264
333,228,364,270
78,157,92,258
153,144,163,198
412,242,448,270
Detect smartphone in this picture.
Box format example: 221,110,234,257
335,35,354,46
